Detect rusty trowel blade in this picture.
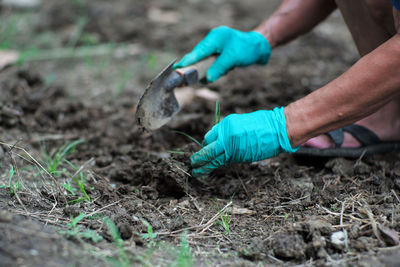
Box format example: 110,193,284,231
135,59,180,131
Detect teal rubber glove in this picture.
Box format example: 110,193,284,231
190,107,298,177
174,25,271,82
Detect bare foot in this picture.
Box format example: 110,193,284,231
303,100,400,148
303,132,361,148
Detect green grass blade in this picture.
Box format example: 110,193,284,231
104,217,131,267
68,213,85,228
59,139,85,159
70,174,91,202
172,131,202,147
8,165,15,186
214,100,221,125
166,150,185,155
177,233,193,267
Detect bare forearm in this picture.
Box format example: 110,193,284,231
254,0,337,48
286,34,400,147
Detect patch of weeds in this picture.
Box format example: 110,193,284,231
59,213,103,243
173,233,193,267
104,217,131,267
215,202,231,235
62,180,77,196
43,140,91,203
0,165,23,195
64,159,91,203
44,139,85,176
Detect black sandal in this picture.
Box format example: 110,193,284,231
295,124,400,158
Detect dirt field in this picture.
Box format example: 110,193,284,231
1,0,400,266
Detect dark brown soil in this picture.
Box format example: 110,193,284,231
1,0,400,266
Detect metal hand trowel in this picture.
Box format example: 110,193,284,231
135,57,215,131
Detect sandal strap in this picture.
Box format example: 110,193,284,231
327,124,381,148
327,128,344,147
342,124,380,146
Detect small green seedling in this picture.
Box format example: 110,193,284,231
45,139,85,176
104,217,131,267
43,140,91,203
141,219,157,246
215,202,231,235
0,166,23,195
59,213,103,243
62,180,77,195
175,233,193,267
64,160,91,203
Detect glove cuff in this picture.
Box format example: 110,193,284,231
273,107,299,153
248,31,271,65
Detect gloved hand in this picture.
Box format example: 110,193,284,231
190,107,298,177
174,26,271,82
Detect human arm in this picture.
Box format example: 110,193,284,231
175,0,337,81
285,10,400,147
191,8,400,177
254,0,337,48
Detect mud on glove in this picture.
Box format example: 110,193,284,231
190,107,298,177
174,26,271,82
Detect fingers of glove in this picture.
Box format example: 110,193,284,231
202,125,219,147
206,51,235,82
190,141,224,168
192,153,226,178
174,34,220,69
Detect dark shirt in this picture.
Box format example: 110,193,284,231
391,0,400,11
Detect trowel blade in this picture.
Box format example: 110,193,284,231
135,59,180,131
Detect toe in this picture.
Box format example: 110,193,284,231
302,132,361,148
302,135,336,148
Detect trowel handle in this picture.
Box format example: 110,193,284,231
175,56,216,86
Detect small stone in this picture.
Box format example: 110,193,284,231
331,231,346,250
0,210,13,222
